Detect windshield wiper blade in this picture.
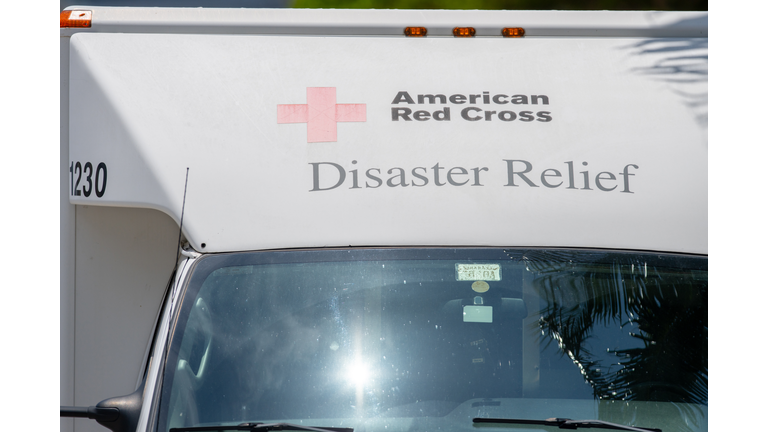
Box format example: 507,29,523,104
473,417,661,432
171,422,354,432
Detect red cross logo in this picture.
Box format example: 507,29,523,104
277,87,366,143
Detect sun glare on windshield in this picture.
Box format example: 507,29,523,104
344,358,374,388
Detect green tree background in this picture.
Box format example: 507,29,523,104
293,0,707,10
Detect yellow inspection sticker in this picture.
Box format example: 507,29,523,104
456,264,501,281
472,281,490,293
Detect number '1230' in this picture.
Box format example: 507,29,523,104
70,161,107,198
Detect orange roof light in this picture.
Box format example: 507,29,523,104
404,27,427,37
502,27,525,38
61,10,92,28
453,27,476,38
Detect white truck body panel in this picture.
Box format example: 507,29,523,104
60,8,707,432
68,30,706,254
60,207,179,432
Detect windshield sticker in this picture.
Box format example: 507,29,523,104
463,305,493,323
214,266,254,276
456,264,501,281
472,281,490,293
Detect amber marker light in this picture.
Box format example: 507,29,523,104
502,27,525,38
404,27,427,37
453,27,476,37
61,10,92,28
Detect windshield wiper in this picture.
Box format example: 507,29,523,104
170,422,354,432
473,417,661,432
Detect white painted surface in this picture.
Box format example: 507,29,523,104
70,206,178,432
69,32,707,254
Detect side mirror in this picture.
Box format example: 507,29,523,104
60,381,145,432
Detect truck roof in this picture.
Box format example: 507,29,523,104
61,7,707,37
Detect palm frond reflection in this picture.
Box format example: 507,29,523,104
519,251,706,407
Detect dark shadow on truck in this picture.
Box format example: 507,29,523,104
622,15,708,137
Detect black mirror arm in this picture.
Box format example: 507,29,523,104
60,380,145,432
60,406,120,422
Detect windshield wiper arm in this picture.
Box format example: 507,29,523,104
473,417,661,432
171,422,354,432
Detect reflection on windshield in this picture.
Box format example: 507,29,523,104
158,249,707,432
524,250,707,431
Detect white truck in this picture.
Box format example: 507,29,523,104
60,7,707,432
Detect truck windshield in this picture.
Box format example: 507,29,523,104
157,249,707,432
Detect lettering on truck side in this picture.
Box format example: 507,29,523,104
391,91,553,123
309,160,638,193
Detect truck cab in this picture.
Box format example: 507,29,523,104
60,7,707,432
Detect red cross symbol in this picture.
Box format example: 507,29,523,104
277,87,366,143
